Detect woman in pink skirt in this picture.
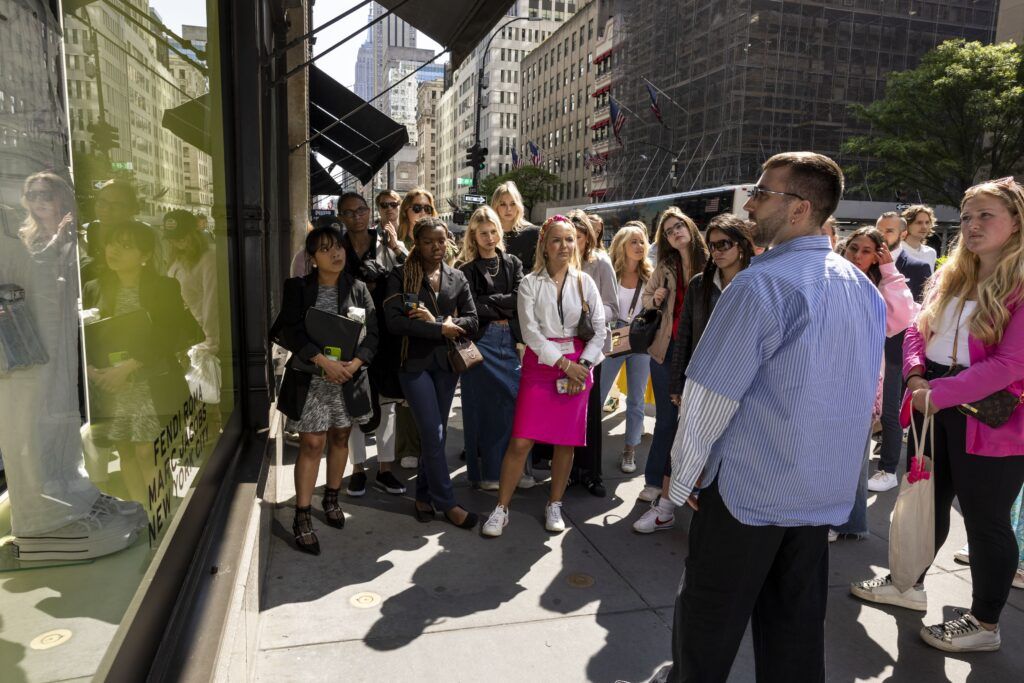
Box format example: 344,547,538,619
482,216,607,536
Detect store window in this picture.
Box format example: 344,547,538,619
0,1,234,680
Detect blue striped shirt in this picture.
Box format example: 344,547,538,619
668,235,885,526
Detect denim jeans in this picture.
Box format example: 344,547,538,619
599,352,651,448
644,341,677,487
461,323,520,482
877,359,903,474
835,436,871,536
398,365,459,512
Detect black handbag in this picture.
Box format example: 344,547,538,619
629,273,669,354
575,273,596,343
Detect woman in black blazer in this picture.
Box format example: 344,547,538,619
82,221,200,515
270,226,378,555
384,217,479,529
457,206,523,490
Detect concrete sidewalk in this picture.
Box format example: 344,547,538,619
248,394,1023,683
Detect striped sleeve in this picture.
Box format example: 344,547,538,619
667,379,739,507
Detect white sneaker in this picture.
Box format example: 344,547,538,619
828,529,839,543
545,501,566,533
633,499,674,534
517,474,537,490
400,456,418,469
921,612,1000,652
867,471,898,492
638,485,661,502
850,574,927,611
478,480,500,491
620,450,637,474
1013,569,1024,589
13,502,140,561
953,543,970,565
481,505,509,537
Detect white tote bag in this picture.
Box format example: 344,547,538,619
889,393,936,593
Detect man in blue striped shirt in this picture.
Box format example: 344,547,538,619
656,153,885,682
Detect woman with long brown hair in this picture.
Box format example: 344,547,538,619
637,207,707,503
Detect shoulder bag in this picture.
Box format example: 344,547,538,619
947,300,1022,428
605,282,643,357
629,273,669,354
575,271,596,343
426,283,483,374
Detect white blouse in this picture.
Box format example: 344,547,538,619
926,296,975,368
517,267,607,367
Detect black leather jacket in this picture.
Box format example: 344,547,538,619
668,272,721,396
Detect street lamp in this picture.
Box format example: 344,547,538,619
471,15,542,191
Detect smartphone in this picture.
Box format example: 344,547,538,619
556,378,569,394
403,293,420,312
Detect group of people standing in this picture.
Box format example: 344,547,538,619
271,157,1024,679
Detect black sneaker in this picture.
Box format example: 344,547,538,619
347,471,367,497
583,475,606,498
375,470,407,495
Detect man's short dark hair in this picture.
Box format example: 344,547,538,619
338,191,367,207
762,152,844,227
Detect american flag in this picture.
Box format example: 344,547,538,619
511,146,523,168
528,140,542,165
645,82,664,124
609,97,626,145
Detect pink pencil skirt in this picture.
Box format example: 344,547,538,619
511,337,593,447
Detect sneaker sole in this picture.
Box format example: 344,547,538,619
634,522,674,534
14,528,140,561
346,488,366,498
517,482,536,490
919,628,1000,653
374,483,407,495
545,525,565,533
867,481,898,493
481,524,506,538
850,586,927,611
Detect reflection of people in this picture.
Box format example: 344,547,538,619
83,221,200,512
82,180,157,279
164,210,219,355
271,225,379,555
0,172,144,561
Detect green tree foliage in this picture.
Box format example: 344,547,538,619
479,165,561,215
843,40,1024,207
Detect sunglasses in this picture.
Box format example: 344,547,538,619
746,186,804,201
25,190,55,202
378,201,399,210
410,203,432,214
709,239,736,253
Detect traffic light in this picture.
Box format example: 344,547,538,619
88,120,120,153
464,143,488,171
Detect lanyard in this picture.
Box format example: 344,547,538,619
949,297,968,371
556,273,569,329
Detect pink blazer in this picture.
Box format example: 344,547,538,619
879,262,919,337
902,300,1024,456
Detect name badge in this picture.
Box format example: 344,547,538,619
324,346,342,361
558,340,575,354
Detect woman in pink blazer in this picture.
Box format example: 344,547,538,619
850,177,1024,654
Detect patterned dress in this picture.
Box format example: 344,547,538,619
106,286,161,443
293,285,368,433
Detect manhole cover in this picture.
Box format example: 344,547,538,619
567,573,595,589
349,591,382,608
29,629,72,650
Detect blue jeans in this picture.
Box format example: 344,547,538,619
461,323,520,482
398,365,459,512
835,436,871,536
599,352,651,448
645,341,678,487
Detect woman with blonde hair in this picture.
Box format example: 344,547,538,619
491,181,539,271
636,207,707,503
482,216,606,536
600,221,654,475
851,177,1024,653
458,206,524,489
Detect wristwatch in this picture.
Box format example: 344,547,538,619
579,359,593,369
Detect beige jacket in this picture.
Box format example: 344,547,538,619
641,261,680,364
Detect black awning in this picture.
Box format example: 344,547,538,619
162,93,211,153
310,155,344,196
375,0,517,70
309,66,408,186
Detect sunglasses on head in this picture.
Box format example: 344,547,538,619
25,190,54,202
709,239,736,253
378,201,399,210
411,203,432,214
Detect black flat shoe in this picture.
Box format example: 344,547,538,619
414,502,436,523
444,507,479,530
584,476,606,498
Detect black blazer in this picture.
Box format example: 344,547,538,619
82,269,201,417
505,225,539,272
270,272,378,421
383,263,479,373
885,248,932,365
668,272,721,396
459,250,523,342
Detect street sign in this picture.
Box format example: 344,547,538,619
111,161,133,171
463,194,486,205
457,177,473,187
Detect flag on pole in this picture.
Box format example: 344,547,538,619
511,146,523,168
528,140,542,165
609,97,626,145
645,82,664,124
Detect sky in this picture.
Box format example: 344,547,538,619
150,0,444,90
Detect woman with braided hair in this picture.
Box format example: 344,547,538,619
383,217,480,528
